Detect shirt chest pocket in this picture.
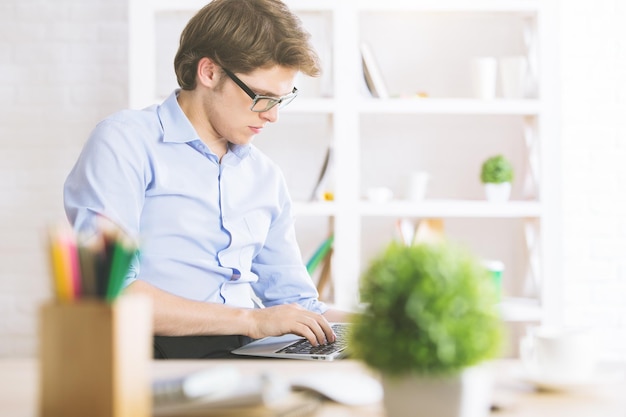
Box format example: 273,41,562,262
243,211,271,252
233,211,269,271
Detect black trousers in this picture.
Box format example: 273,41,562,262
153,335,254,359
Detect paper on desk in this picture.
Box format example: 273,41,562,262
152,368,319,417
154,391,321,417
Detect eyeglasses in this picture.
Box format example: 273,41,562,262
223,68,298,112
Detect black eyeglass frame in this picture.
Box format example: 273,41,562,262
223,68,298,112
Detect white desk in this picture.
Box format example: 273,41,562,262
2,358,625,417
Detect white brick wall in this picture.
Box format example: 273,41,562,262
560,0,626,360
2,0,626,360
0,0,127,357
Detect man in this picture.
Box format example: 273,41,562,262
64,0,348,359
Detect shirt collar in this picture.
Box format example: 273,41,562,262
157,89,252,160
158,89,199,144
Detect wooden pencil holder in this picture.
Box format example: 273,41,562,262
39,296,153,417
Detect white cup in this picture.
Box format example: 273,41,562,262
520,326,598,381
406,172,430,202
470,57,498,100
366,187,393,203
499,56,528,99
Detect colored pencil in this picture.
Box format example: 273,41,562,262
46,219,138,303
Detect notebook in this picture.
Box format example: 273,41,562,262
232,323,349,361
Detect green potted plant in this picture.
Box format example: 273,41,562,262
349,241,504,417
480,154,514,202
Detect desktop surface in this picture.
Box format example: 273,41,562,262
2,358,626,417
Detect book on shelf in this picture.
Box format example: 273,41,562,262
305,234,334,301
306,234,334,276
309,146,334,201
395,218,445,246
315,247,333,301
360,42,389,99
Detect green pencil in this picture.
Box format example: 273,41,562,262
105,237,137,302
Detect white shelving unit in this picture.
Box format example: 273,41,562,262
128,0,560,325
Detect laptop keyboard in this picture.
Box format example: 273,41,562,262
275,323,349,355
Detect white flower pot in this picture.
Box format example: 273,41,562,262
381,365,493,417
484,182,511,202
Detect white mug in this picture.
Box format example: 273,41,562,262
520,326,598,381
499,56,528,99
470,57,498,100
406,172,430,202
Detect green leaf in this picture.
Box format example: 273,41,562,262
349,241,504,376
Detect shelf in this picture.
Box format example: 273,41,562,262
283,98,335,114
355,0,540,13
292,201,337,217
151,0,541,14
129,0,556,317
358,98,543,115
293,200,542,218
360,200,542,217
273,98,543,115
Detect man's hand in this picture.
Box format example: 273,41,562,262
247,304,336,346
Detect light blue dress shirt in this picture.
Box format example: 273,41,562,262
64,90,326,313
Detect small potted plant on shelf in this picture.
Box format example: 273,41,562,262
349,241,503,417
480,154,514,202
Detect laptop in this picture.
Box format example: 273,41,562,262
232,323,349,361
